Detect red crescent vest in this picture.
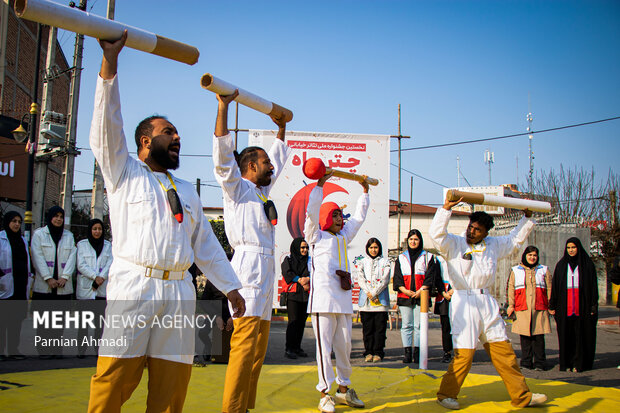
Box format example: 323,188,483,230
512,264,549,311
397,251,427,300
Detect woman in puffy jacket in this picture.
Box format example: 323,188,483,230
0,211,31,360
76,219,112,357
356,237,391,362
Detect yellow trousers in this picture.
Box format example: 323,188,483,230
437,341,532,407
87,356,192,413
222,317,270,413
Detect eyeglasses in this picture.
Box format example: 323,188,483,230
300,246,309,250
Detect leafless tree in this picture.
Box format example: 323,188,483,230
530,166,619,264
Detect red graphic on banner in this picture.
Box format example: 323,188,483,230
286,182,348,239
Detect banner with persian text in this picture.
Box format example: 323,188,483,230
249,130,390,309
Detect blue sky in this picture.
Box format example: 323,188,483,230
55,0,619,206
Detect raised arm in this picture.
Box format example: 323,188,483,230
89,30,129,192
304,184,324,245
341,178,370,243
494,213,535,259
263,115,291,195
430,195,469,259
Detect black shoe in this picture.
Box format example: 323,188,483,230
442,352,452,363
413,347,419,364
520,364,533,370
403,347,412,363
295,348,308,357
285,349,298,359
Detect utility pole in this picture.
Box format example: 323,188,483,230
456,156,460,187
60,0,86,225
527,94,534,193
90,0,114,220
390,104,410,252
32,26,58,229
196,178,201,197
23,24,43,244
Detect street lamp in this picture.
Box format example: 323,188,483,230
11,114,29,143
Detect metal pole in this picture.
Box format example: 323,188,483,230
397,104,402,252
60,0,87,226
32,25,57,229
390,105,410,253
24,24,43,245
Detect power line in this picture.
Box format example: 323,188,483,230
389,163,448,188
77,147,212,158
392,115,620,152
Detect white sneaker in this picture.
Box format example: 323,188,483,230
318,395,336,413
334,388,365,408
437,398,460,410
528,393,547,407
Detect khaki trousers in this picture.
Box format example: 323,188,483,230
88,356,192,413
437,341,532,407
222,317,270,413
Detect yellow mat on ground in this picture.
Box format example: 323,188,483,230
0,365,618,412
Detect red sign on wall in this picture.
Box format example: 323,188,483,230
0,136,28,201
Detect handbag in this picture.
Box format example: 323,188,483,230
335,270,352,291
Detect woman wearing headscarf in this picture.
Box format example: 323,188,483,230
356,237,391,362
281,237,311,359
31,206,77,358
549,237,598,372
507,246,552,371
76,219,113,357
0,211,31,360
393,229,434,364
31,206,77,299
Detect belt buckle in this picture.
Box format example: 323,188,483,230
162,270,170,280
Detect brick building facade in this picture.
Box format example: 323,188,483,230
0,0,71,226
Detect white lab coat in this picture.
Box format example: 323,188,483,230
429,208,535,349
0,230,31,299
89,75,242,363
305,186,369,314
31,226,77,295
212,132,291,320
76,239,112,299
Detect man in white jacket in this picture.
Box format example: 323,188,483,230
87,32,245,413
429,195,546,410
213,90,290,413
